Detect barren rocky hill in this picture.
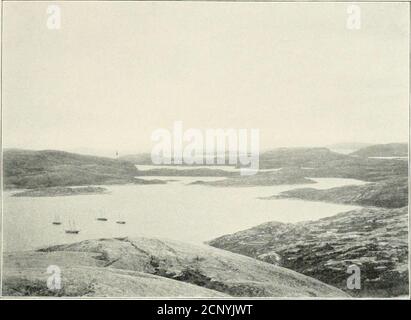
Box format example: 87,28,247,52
269,177,408,208
209,206,408,297
3,237,347,297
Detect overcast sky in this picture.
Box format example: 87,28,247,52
2,2,409,155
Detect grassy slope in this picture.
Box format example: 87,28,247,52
208,207,408,297
3,237,347,298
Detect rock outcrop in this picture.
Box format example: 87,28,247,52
3,237,348,297
269,177,408,208
208,207,408,297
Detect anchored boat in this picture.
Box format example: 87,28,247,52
65,220,80,234
52,214,62,225
116,213,126,224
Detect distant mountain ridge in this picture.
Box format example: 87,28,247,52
259,147,348,168
327,142,372,150
327,142,373,154
350,143,408,158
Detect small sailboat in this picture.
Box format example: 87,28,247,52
116,213,126,224
94,209,108,221
96,210,108,221
52,213,62,225
65,219,80,234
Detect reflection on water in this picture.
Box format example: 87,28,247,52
3,177,366,252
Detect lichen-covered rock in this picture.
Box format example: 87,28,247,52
208,207,408,297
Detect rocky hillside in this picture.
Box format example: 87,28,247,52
3,237,347,297
3,149,139,189
350,143,408,158
186,147,407,187
259,147,407,183
270,177,408,208
208,207,408,297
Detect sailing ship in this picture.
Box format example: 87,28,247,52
116,212,126,224
52,213,62,225
96,209,108,221
65,219,80,234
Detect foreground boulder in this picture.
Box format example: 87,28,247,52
3,237,347,297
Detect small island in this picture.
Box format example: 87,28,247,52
12,186,109,197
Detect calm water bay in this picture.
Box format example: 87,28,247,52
3,177,365,252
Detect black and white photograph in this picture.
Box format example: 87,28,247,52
0,0,409,302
